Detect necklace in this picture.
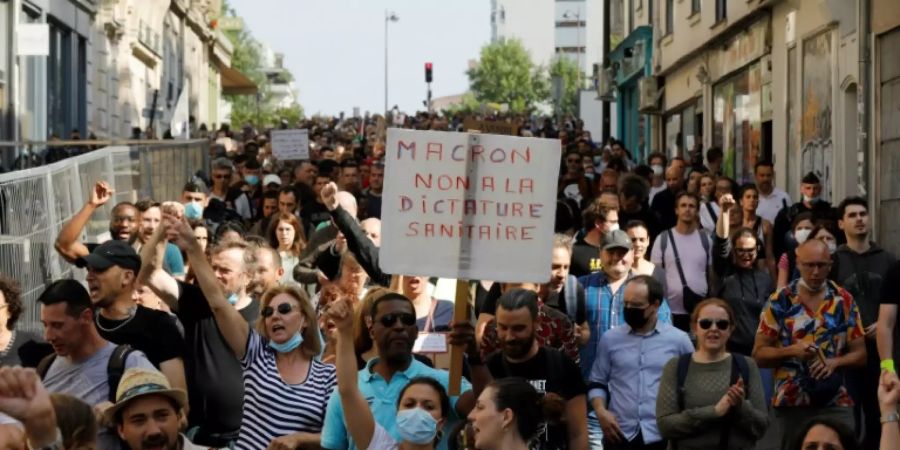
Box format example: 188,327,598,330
94,307,137,333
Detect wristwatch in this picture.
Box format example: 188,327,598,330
881,412,899,424
27,427,63,450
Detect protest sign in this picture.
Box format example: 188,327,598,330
462,118,520,136
380,128,560,283
271,129,309,160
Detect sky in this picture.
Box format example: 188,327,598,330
228,0,492,116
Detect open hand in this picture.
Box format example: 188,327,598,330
809,358,839,380
162,213,196,250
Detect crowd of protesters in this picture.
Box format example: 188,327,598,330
0,111,897,450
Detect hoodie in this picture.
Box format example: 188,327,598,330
834,243,896,327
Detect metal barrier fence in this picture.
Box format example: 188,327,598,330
0,140,209,334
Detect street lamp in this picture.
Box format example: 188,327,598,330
563,9,582,88
384,10,399,116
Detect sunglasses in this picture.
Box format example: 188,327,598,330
735,248,756,255
698,318,731,330
378,313,416,327
262,303,295,318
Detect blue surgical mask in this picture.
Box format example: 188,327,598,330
227,293,239,305
268,331,303,353
245,174,260,186
396,407,438,444
184,201,203,220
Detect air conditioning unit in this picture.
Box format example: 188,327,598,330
597,68,617,102
638,76,661,113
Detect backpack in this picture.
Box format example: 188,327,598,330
37,344,135,403
674,353,749,449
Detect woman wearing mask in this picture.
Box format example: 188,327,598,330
737,184,776,278
624,220,667,290
776,213,814,289
656,299,769,449
183,225,336,450
267,212,306,283
468,378,565,450
330,296,450,449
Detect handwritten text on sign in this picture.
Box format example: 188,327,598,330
271,129,310,161
380,129,560,282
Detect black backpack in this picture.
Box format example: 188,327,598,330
36,344,135,403
674,353,749,449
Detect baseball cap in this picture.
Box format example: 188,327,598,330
77,240,142,272
263,174,282,186
105,368,187,424
601,229,632,251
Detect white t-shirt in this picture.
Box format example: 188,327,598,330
650,228,713,314
757,187,792,223
367,423,400,450
698,202,720,231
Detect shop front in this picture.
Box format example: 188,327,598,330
710,17,772,185
608,25,653,163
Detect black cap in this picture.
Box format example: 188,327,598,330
77,240,142,272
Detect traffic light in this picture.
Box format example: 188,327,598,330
425,62,433,83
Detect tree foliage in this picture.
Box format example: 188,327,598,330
548,56,581,117
467,38,548,114
221,0,303,128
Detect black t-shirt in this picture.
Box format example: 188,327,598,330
880,261,900,305
95,305,184,368
175,281,258,434
486,347,585,450
570,235,601,277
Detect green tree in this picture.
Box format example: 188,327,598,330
467,38,548,114
548,56,581,117
221,0,303,128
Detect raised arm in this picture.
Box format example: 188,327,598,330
138,221,179,310
328,297,376,450
164,213,250,359
54,181,112,262
322,182,391,286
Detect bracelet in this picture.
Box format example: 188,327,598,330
881,412,899,424
882,359,896,373
27,427,63,450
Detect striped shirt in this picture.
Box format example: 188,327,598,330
237,330,337,449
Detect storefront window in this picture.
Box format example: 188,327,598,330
713,63,762,184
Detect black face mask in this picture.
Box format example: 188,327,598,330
623,307,649,330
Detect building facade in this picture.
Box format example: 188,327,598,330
0,0,252,145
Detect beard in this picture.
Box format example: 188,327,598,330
501,333,535,360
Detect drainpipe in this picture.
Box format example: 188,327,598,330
858,0,870,198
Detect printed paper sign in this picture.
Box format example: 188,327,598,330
380,128,560,282
271,129,309,160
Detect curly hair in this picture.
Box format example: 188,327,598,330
0,275,23,331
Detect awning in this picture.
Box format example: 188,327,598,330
221,66,258,95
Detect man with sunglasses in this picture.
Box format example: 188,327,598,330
753,238,867,448
588,275,693,450
321,292,479,450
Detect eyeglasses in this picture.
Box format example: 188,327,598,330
734,248,756,255
698,318,730,330
378,313,416,327
262,303,295,318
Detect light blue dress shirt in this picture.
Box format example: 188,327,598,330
588,321,694,444
321,357,472,450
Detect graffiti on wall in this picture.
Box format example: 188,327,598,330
801,29,834,201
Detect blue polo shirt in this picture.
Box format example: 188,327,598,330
321,357,473,450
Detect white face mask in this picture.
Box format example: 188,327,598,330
826,241,837,254
803,194,821,204
608,223,620,232
651,164,664,176
794,229,812,244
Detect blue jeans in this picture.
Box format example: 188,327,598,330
587,411,605,450
758,367,774,405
